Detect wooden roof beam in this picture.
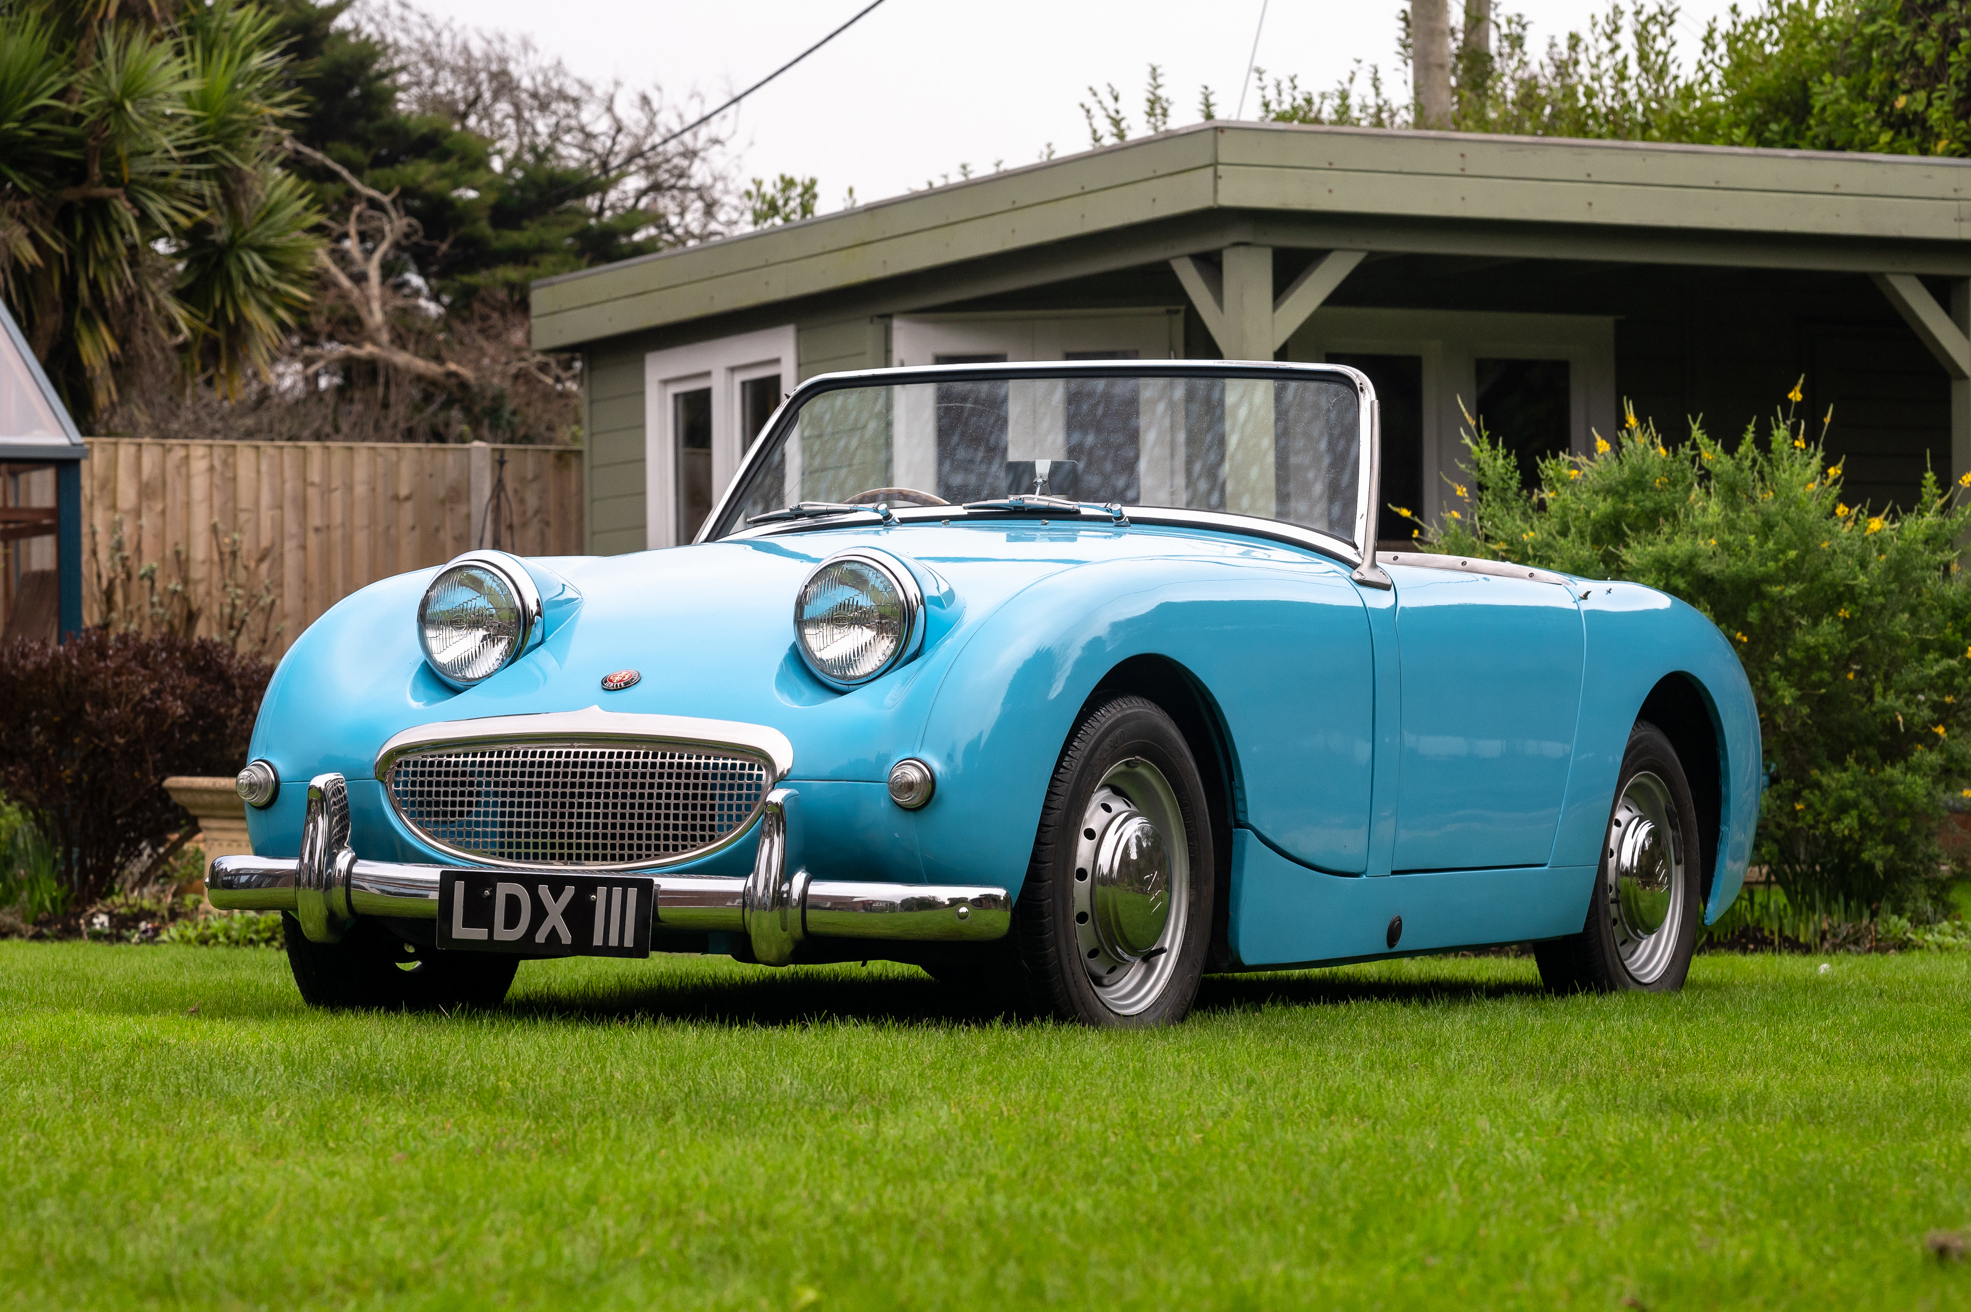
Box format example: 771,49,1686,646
1172,246,1367,359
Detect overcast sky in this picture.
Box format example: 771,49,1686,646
404,0,1749,209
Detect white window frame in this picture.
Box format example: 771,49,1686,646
644,325,797,548
891,308,1184,367
1286,308,1617,524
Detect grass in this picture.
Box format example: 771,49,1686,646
2,945,1969,1310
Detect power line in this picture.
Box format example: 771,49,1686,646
1235,0,1270,120
631,0,890,168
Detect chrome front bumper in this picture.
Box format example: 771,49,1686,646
209,773,1011,965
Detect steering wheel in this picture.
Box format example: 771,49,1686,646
842,487,949,507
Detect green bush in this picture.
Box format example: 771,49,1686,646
0,796,66,923
159,912,282,948
1416,399,1971,914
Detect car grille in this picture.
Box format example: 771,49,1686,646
384,741,772,868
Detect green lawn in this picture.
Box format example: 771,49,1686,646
2,944,1968,1310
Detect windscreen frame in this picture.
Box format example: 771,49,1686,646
700,360,1380,564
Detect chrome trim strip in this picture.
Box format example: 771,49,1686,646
793,547,927,690
373,705,795,781
804,882,1010,941
1378,551,1576,589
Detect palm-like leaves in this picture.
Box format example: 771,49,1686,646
0,1,321,423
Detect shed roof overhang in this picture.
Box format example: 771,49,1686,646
531,122,1971,353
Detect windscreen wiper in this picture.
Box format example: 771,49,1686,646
746,501,881,525
961,496,1130,525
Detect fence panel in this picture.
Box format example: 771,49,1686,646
81,439,584,654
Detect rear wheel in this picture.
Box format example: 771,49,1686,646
282,915,518,1010
1013,696,1215,1027
1534,721,1702,993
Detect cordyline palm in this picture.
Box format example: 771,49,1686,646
0,0,319,426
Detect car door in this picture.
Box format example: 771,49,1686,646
1385,562,1585,871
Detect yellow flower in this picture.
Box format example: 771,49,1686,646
1959,471,1971,488
1595,436,1611,454
1866,516,1884,534
1847,671,1855,680
1948,695,1957,704
1567,468,1581,480
1936,725,1948,738
1701,450,1714,461
1655,478,1666,488
1805,481,1817,491
1522,530,1536,541
1445,509,1462,519
1735,631,1748,643
1454,484,1467,498
1838,608,1851,618
1793,437,1807,449
1787,376,1804,404
1392,506,1413,519
1836,503,1851,517
1625,407,1639,430
1412,528,1421,538
1795,802,1805,810
1657,445,1667,457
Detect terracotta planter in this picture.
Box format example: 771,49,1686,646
163,776,253,894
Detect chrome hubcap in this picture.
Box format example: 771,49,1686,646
1605,770,1685,984
1071,758,1188,1015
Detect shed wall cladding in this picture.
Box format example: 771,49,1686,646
583,316,884,555
584,341,649,557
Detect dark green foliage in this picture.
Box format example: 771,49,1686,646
0,632,270,907
0,1,321,422
1421,401,1971,913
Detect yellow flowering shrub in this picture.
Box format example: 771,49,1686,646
1419,402,1971,912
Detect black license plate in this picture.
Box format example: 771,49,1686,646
437,870,654,958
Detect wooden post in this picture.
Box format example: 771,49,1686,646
1413,0,1453,128
1171,247,1366,360
468,440,492,549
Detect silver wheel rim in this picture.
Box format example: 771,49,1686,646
1070,757,1189,1016
1605,770,1686,984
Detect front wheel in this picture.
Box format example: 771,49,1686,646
1013,696,1215,1027
1535,721,1703,993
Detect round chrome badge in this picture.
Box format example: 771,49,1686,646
600,669,641,692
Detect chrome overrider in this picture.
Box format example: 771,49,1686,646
208,775,1012,965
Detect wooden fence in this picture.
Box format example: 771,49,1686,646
82,439,583,654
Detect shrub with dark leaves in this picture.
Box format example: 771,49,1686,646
0,632,271,908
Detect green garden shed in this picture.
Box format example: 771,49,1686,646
530,121,1971,554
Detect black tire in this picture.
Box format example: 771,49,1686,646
1012,695,1215,1027
282,914,518,1010
1535,721,1703,994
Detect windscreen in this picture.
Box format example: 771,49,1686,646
713,368,1364,544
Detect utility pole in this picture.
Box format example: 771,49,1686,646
1412,0,1452,129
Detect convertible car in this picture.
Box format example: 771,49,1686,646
210,361,1761,1027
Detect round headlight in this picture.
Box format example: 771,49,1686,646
418,552,539,688
794,550,923,688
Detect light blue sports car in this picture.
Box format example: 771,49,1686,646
210,361,1762,1026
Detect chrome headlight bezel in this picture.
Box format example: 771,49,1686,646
417,549,543,690
793,548,926,691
